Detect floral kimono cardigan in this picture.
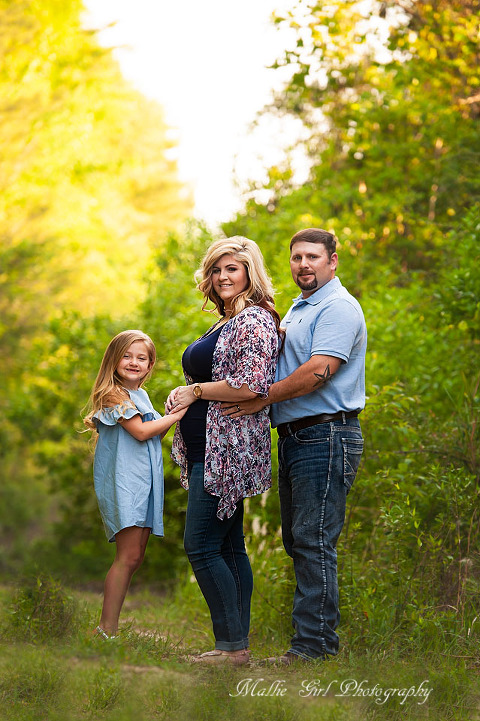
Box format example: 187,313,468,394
171,305,279,520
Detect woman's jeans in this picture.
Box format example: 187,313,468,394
278,417,364,659
183,462,252,651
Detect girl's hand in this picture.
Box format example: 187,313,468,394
170,406,188,421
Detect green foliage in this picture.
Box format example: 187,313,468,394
227,0,480,281
0,582,478,720
337,462,480,654
2,574,86,643
0,649,65,708
85,665,122,712
434,206,480,339
0,0,190,334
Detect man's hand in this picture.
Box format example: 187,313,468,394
220,396,268,417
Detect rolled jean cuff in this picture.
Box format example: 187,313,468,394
288,647,328,660
216,638,249,652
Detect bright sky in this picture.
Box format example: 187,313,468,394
82,0,299,226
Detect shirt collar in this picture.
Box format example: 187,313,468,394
292,277,341,306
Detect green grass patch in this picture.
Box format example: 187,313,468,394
0,577,478,720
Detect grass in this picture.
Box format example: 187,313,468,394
0,578,478,721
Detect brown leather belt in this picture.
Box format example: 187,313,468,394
277,411,359,438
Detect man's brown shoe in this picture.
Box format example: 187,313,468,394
266,651,309,665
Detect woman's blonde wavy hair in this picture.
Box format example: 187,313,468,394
196,236,282,332
83,330,156,431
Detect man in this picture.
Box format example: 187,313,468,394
223,228,366,663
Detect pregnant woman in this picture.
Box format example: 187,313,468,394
166,236,281,665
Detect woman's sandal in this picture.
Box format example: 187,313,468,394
93,625,117,640
191,649,250,666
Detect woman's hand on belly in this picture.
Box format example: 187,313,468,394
166,385,197,413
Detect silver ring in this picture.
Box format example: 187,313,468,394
236,405,241,411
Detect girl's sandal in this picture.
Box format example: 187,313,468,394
93,625,117,640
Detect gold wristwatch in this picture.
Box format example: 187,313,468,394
192,383,203,399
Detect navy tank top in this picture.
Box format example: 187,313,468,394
179,324,223,462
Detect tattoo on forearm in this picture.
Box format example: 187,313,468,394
313,365,331,389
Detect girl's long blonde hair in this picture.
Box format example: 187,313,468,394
83,330,156,431
196,236,282,333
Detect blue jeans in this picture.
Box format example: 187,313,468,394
183,463,252,651
278,417,363,659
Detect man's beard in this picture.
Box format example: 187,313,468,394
296,275,318,292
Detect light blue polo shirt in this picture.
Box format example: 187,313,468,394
270,276,367,427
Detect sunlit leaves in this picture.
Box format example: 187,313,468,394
254,0,480,277
0,0,191,340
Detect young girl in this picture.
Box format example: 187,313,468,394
84,330,186,639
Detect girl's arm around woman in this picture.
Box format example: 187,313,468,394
119,407,187,441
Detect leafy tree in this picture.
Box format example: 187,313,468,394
0,0,190,359
0,0,191,575
228,0,480,279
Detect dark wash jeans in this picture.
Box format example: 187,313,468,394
183,462,252,651
278,417,364,659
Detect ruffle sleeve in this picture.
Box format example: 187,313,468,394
218,307,278,398
93,401,140,427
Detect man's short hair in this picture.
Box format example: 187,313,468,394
290,228,337,259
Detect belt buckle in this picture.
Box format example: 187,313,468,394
280,422,294,437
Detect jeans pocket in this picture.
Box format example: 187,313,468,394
342,437,364,491
293,426,330,444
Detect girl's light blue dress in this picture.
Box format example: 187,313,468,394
93,388,164,542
